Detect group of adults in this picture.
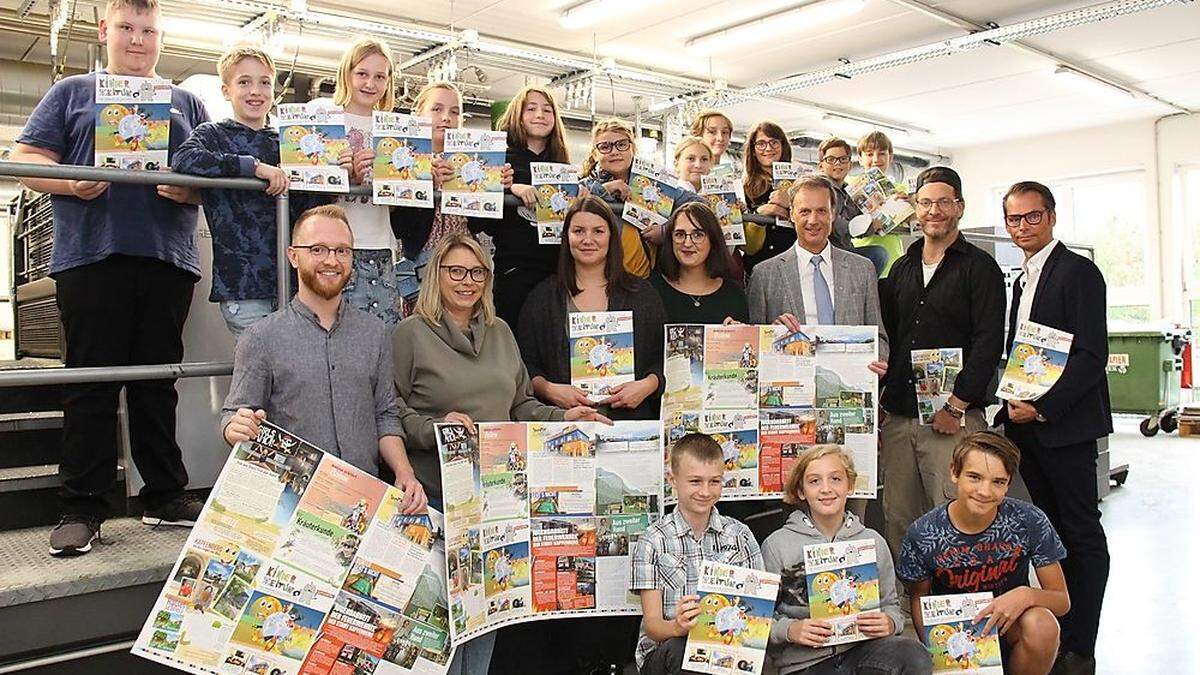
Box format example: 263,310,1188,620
9,2,1111,674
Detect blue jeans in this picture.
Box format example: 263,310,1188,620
218,299,275,339
853,245,890,277
447,631,497,675
343,248,402,327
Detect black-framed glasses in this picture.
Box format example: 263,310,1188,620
915,198,961,211
821,155,851,166
440,265,490,282
594,139,632,154
753,138,782,150
291,244,353,260
1004,209,1046,226
672,229,708,244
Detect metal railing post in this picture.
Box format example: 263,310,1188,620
276,192,290,307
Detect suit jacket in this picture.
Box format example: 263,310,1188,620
996,243,1112,446
747,244,890,361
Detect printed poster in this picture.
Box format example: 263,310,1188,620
278,102,350,193
921,593,1003,674
911,348,964,425
664,324,878,502
132,421,453,674
569,311,635,399
996,320,1073,401
846,167,914,235
531,162,581,244
437,420,663,647
623,157,676,231
701,173,747,246
372,112,434,208
803,539,880,646
440,128,506,219
683,562,780,675
94,73,172,170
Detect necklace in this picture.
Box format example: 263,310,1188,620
688,294,702,308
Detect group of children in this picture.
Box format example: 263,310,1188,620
633,431,1070,675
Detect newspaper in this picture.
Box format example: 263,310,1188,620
531,162,581,244
920,593,1003,674
569,311,635,399
440,128,506,219
683,562,780,675
94,73,173,170
911,348,964,425
701,173,747,246
371,112,434,208
803,539,880,646
623,157,676,231
845,167,913,235
996,320,1073,401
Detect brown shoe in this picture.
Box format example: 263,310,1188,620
49,514,102,557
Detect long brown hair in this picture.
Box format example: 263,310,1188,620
742,121,791,201
498,85,570,163
658,202,733,282
557,195,633,295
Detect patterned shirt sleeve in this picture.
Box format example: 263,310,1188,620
1024,502,1068,567
743,527,765,570
629,530,660,591
895,521,930,583
172,123,256,177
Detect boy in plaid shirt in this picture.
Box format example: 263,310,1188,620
630,433,763,675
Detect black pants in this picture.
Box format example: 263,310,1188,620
1008,425,1109,657
493,265,554,331
54,255,195,518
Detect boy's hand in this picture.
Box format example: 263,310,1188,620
224,408,267,446
353,149,374,184
69,179,110,200
977,587,1033,636
338,148,356,183
255,162,289,196
500,163,514,190
157,185,200,204
672,595,701,636
856,611,894,638
787,618,833,647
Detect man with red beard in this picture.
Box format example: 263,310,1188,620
221,205,427,514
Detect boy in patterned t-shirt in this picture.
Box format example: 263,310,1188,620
898,431,1069,675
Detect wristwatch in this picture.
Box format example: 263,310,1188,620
1035,411,1046,423
941,402,964,419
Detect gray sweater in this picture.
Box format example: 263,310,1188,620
391,312,564,502
221,297,403,475
761,509,905,675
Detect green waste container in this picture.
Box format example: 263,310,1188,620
1106,325,1188,436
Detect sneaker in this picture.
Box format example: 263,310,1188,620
49,514,102,557
143,494,205,527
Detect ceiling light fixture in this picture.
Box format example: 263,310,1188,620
560,0,664,30
685,0,868,56
1053,64,1137,101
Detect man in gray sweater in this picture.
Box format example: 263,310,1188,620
221,205,427,515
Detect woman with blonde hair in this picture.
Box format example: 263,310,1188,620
578,118,653,278
689,108,735,172
389,81,513,316
741,120,796,274
391,233,605,674
332,38,403,325
488,85,573,328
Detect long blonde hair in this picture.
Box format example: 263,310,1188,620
413,81,463,115
499,85,570,163
334,38,395,111
414,234,496,328
582,118,635,178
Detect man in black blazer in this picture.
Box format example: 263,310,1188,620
996,181,1111,675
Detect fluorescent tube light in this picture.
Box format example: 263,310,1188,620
686,0,867,56
1053,65,1137,101
560,0,664,30
821,112,917,137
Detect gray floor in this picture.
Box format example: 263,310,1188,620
1095,417,1200,674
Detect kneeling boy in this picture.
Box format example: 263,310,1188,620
630,433,763,675
898,431,1070,675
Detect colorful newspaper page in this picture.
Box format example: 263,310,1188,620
701,173,747,246
94,73,172,170
911,348,964,425
278,102,350,193
683,562,780,675
437,420,662,646
569,311,635,399
131,421,453,675
663,324,878,503
771,162,802,228
921,593,1003,674
440,128,506,219
803,539,880,646
996,320,1073,401
623,157,676,231
531,162,581,244
372,111,434,208
846,167,914,235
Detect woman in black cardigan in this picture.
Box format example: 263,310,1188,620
516,195,665,422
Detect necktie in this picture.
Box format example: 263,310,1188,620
811,256,834,325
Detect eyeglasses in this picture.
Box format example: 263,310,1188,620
915,198,961,211
1004,209,1046,226
594,139,632,154
821,156,851,166
753,138,782,151
292,244,353,260
672,229,708,244
440,265,490,282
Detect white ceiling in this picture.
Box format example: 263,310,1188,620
0,0,1197,152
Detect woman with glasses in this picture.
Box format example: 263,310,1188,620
741,121,797,274
579,119,653,278
390,233,607,675
651,201,749,325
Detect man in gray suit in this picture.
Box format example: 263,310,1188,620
748,175,890,370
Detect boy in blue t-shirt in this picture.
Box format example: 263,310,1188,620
171,44,326,337
898,431,1070,675
12,0,209,556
